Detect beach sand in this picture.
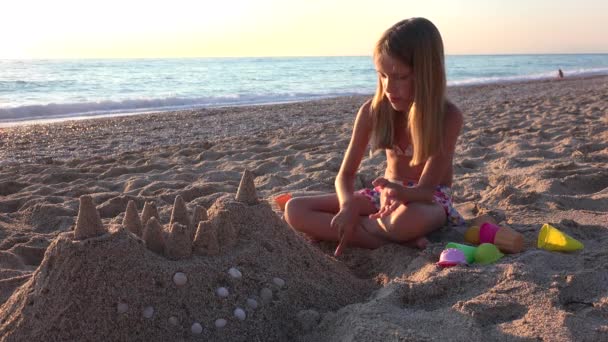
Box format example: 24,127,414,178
0,75,606,341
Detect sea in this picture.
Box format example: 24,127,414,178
1,54,607,126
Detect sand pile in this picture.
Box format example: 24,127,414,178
0,171,374,341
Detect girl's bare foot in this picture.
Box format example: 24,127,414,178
402,236,429,249
414,236,429,249
361,218,427,249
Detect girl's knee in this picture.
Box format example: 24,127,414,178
381,215,439,242
375,216,402,240
283,198,299,226
284,197,311,227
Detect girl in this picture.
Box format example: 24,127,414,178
284,17,465,256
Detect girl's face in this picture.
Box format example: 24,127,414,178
374,53,414,112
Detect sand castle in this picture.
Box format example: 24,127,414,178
0,170,373,341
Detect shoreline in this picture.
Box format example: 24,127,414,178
2,74,607,129
1,74,607,167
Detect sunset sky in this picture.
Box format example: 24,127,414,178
1,0,606,58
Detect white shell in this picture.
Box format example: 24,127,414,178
215,318,227,328
228,267,242,279
260,287,273,302
272,277,285,288
234,307,246,321
117,302,128,314
173,272,188,286
191,322,203,334
143,306,154,319
168,316,179,326
216,287,229,297
246,298,258,309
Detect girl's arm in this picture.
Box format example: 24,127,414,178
414,104,464,199
332,100,373,256
335,100,373,207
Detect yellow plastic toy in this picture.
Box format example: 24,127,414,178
537,224,583,252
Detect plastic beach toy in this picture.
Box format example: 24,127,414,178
479,222,500,243
493,225,524,254
464,225,480,244
464,214,498,245
474,243,504,264
475,222,525,254
445,242,477,264
437,248,467,267
537,223,583,252
274,193,292,212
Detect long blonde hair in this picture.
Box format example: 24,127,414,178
370,17,447,166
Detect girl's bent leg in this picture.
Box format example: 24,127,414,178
377,202,447,243
284,194,388,249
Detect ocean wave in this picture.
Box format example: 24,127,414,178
0,91,370,123
448,67,608,86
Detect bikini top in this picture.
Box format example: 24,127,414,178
392,144,413,157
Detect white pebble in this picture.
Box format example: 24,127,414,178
142,306,154,319
272,277,285,288
173,272,188,286
234,307,246,321
216,287,229,297
215,318,227,328
228,267,242,279
260,287,273,303
191,322,203,334
117,302,128,314
246,298,258,309
168,316,179,326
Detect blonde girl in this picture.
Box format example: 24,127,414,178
285,17,465,256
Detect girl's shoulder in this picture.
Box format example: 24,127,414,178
361,98,373,112
444,100,464,127
444,100,462,117
357,98,374,120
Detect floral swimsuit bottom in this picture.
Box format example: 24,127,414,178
356,180,465,227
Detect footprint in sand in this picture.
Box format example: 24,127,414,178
454,298,528,326
558,270,608,313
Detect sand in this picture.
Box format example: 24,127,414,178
0,75,607,341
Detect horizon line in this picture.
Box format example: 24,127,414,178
2,52,608,60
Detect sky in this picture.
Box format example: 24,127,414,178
1,0,606,58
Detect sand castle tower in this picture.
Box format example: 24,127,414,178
212,210,237,251
140,201,160,227
193,220,219,256
169,195,191,227
235,169,258,205
190,205,208,240
74,195,106,240
143,217,165,254
165,223,193,260
192,205,208,224
122,200,143,237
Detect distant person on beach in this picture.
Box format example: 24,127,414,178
284,17,465,256
558,69,564,79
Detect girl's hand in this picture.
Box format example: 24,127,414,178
331,204,359,257
371,177,390,188
369,177,404,219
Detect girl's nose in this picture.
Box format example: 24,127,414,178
385,77,397,93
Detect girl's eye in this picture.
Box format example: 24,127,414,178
398,74,411,80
